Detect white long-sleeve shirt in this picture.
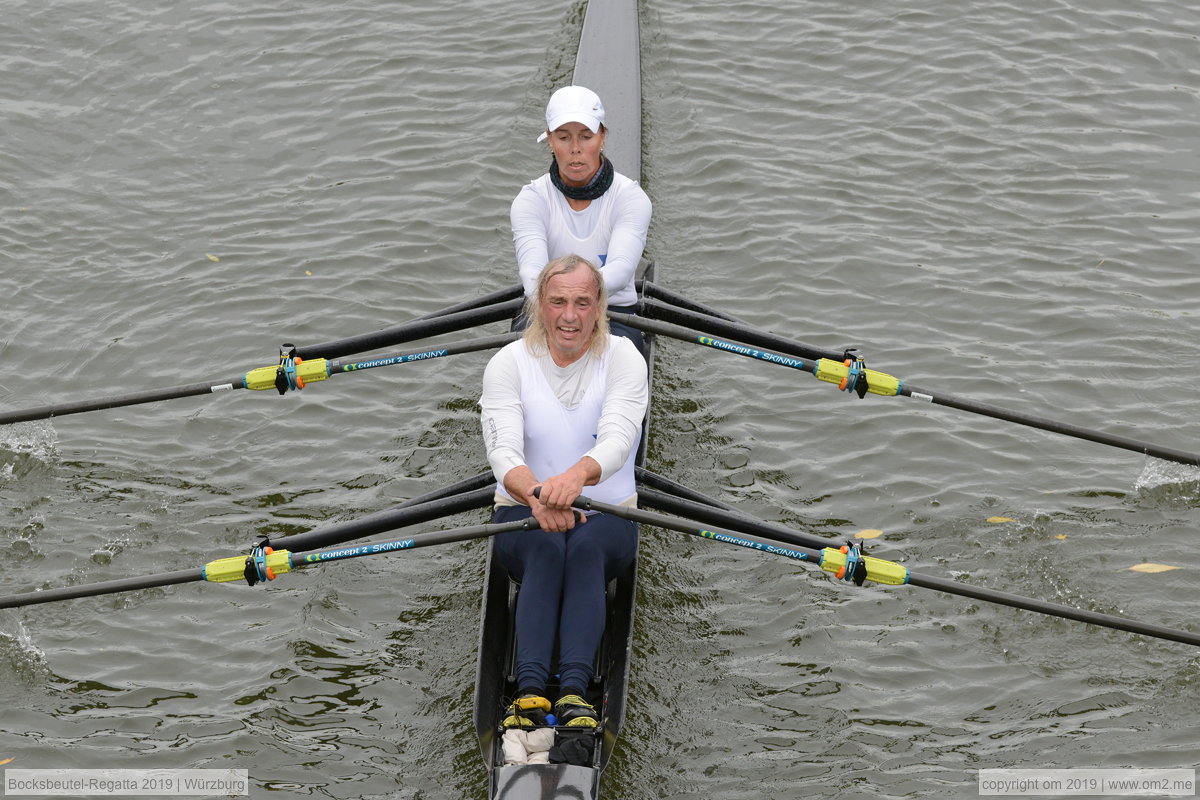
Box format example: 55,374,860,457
481,336,648,505
510,172,652,308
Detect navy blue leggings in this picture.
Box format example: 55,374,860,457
492,504,639,694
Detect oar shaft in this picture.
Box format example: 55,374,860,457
0,569,202,610
1,481,501,608
630,304,1200,468
638,281,749,325
0,334,515,427
642,297,845,361
294,298,522,361
637,484,833,551
573,493,1200,648
393,470,497,509
575,494,825,562
903,383,1200,467
4,294,516,426
0,516,528,610
414,285,523,321
329,334,516,376
290,518,533,566
617,314,901,396
636,467,740,512
269,484,495,553
203,482,499,583
0,380,242,426
619,313,815,370
906,572,1200,648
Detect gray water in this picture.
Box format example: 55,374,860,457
2,0,1199,797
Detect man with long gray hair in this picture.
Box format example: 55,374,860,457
480,254,648,729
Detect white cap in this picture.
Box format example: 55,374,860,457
536,85,606,142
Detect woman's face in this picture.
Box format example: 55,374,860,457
548,122,606,187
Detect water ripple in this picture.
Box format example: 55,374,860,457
2,0,1199,796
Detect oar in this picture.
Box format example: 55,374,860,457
414,284,523,322
269,481,495,553
634,471,833,549
618,311,1200,468
0,477,495,609
636,467,740,513
294,297,522,360
568,492,1200,649
391,470,498,510
636,280,749,325
0,334,516,426
642,296,845,362
0,516,530,610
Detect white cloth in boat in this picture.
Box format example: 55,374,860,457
481,336,647,507
511,170,651,308
502,727,557,766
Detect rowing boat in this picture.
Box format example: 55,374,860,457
472,1,645,797
472,261,653,800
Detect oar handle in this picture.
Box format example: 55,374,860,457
528,487,586,524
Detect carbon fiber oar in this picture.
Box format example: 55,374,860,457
572,492,1200,649
636,280,748,325
294,298,521,360
0,514,522,610
0,334,515,426
619,311,1200,467
414,284,523,322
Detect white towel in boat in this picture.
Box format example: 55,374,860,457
502,728,556,765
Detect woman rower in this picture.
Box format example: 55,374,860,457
481,254,648,728
511,85,652,355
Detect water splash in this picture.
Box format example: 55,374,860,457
1133,458,1200,496
0,615,49,682
0,422,59,476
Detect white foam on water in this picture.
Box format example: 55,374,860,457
0,614,48,673
0,421,59,466
1133,458,1200,494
